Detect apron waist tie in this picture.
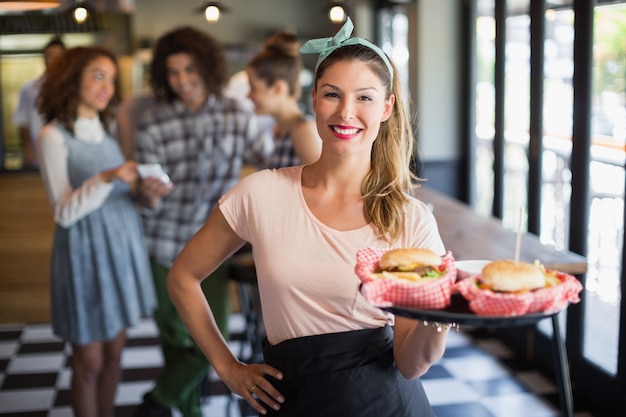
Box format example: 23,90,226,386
263,326,392,379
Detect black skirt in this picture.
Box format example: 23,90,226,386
261,326,435,417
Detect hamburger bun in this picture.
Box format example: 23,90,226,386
372,248,444,282
379,248,441,270
480,260,546,292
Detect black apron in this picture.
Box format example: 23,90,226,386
261,326,435,417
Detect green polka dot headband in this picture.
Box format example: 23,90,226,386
299,17,393,84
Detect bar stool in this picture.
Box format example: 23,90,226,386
230,245,265,363
227,245,265,416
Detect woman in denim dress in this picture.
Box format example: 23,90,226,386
37,46,156,417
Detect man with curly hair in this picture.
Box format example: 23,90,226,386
133,26,272,417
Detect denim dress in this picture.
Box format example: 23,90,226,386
49,125,156,345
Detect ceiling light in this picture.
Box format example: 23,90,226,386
329,5,346,23
205,5,219,22
0,0,60,11
325,1,349,24
73,5,87,23
71,0,90,24
193,1,230,23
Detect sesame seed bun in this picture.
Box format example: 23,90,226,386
480,260,546,292
379,248,441,270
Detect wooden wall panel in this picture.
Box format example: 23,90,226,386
0,172,54,324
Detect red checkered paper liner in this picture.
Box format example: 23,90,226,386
355,247,457,310
454,271,583,316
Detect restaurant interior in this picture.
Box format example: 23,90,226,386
0,0,624,416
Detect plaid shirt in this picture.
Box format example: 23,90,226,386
265,114,313,169
135,95,272,267
266,129,299,169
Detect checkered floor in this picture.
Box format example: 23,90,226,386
0,314,598,417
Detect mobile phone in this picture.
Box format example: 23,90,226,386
137,163,171,184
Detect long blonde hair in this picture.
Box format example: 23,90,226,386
315,45,421,243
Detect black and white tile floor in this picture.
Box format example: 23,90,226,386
0,314,597,417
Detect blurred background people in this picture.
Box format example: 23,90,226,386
36,45,156,417
247,31,321,168
116,92,155,159
223,69,275,167
13,35,65,169
133,26,273,417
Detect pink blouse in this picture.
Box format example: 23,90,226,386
219,166,445,344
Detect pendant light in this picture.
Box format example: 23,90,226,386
329,4,346,23
193,1,230,23
324,1,349,24
72,0,88,24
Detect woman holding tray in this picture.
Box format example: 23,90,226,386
167,18,448,416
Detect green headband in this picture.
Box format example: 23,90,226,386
299,17,393,84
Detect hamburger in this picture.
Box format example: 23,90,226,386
479,260,546,292
372,248,445,282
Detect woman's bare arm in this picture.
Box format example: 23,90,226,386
292,119,322,165
167,208,284,414
392,315,449,379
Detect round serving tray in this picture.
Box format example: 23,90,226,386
383,293,557,327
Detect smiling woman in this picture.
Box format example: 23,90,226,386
166,17,447,417
35,45,156,417
77,56,117,118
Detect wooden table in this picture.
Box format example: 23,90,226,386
415,186,587,417
415,187,587,275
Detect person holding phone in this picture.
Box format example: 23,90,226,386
133,26,272,417
36,45,156,417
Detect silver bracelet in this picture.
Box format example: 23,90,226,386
423,320,460,332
